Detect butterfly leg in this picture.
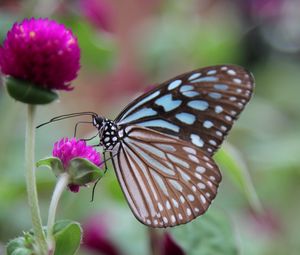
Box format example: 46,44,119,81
73,121,93,137
90,153,104,202
90,151,109,202
103,152,109,174
80,132,99,142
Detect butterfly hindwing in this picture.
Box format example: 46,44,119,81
115,65,254,156
111,125,221,228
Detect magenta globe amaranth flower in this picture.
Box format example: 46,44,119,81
37,137,103,193
53,138,101,168
0,18,80,104
51,137,102,192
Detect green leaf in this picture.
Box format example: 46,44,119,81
215,143,263,213
170,211,237,255
5,77,58,105
68,158,103,185
10,248,32,255
6,237,33,255
36,157,64,177
53,220,82,255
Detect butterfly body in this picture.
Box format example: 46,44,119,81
93,117,121,150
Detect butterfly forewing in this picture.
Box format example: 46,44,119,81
111,125,221,227
115,65,254,156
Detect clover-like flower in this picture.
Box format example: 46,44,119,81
0,18,80,104
53,138,101,168
38,137,103,193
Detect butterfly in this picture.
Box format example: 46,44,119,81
41,65,254,228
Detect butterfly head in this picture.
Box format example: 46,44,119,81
92,116,105,130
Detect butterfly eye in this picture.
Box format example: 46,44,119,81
93,116,104,128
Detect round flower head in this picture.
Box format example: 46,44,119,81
52,137,102,192
0,18,80,90
53,137,101,168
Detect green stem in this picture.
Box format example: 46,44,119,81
47,173,69,255
25,104,48,254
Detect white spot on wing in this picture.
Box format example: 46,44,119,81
172,198,179,208
180,195,185,203
120,90,160,120
209,139,217,146
215,105,223,113
166,200,171,210
233,78,242,84
178,168,191,182
175,112,196,125
188,154,199,163
188,72,201,80
214,84,228,90
196,166,205,173
168,80,182,90
171,215,176,223
188,194,195,201
209,92,222,99
155,143,176,152
207,69,217,75
186,208,192,216
198,182,206,189
179,85,194,92
139,119,179,132
183,146,197,155
190,134,204,147
168,154,190,168
188,100,209,111
119,108,157,124
155,94,182,112
203,120,214,129
200,195,207,204
225,115,232,121
169,179,183,192
227,69,237,75
151,171,169,196
158,202,163,211
191,76,218,83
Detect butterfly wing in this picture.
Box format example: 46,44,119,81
110,125,221,228
115,65,254,155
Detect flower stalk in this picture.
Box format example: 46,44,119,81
25,104,48,255
47,173,70,254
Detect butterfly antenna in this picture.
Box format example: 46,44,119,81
36,112,98,129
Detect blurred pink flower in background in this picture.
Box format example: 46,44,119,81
0,18,80,90
0,0,20,11
78,0,163,101
82,214,186,255
243,0,284,20
79,0,114,33
160,233,185,255
82,214,122,255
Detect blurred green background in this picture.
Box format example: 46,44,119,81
1,0,300,254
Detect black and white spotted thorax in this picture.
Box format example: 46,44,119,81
93,116,126,150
